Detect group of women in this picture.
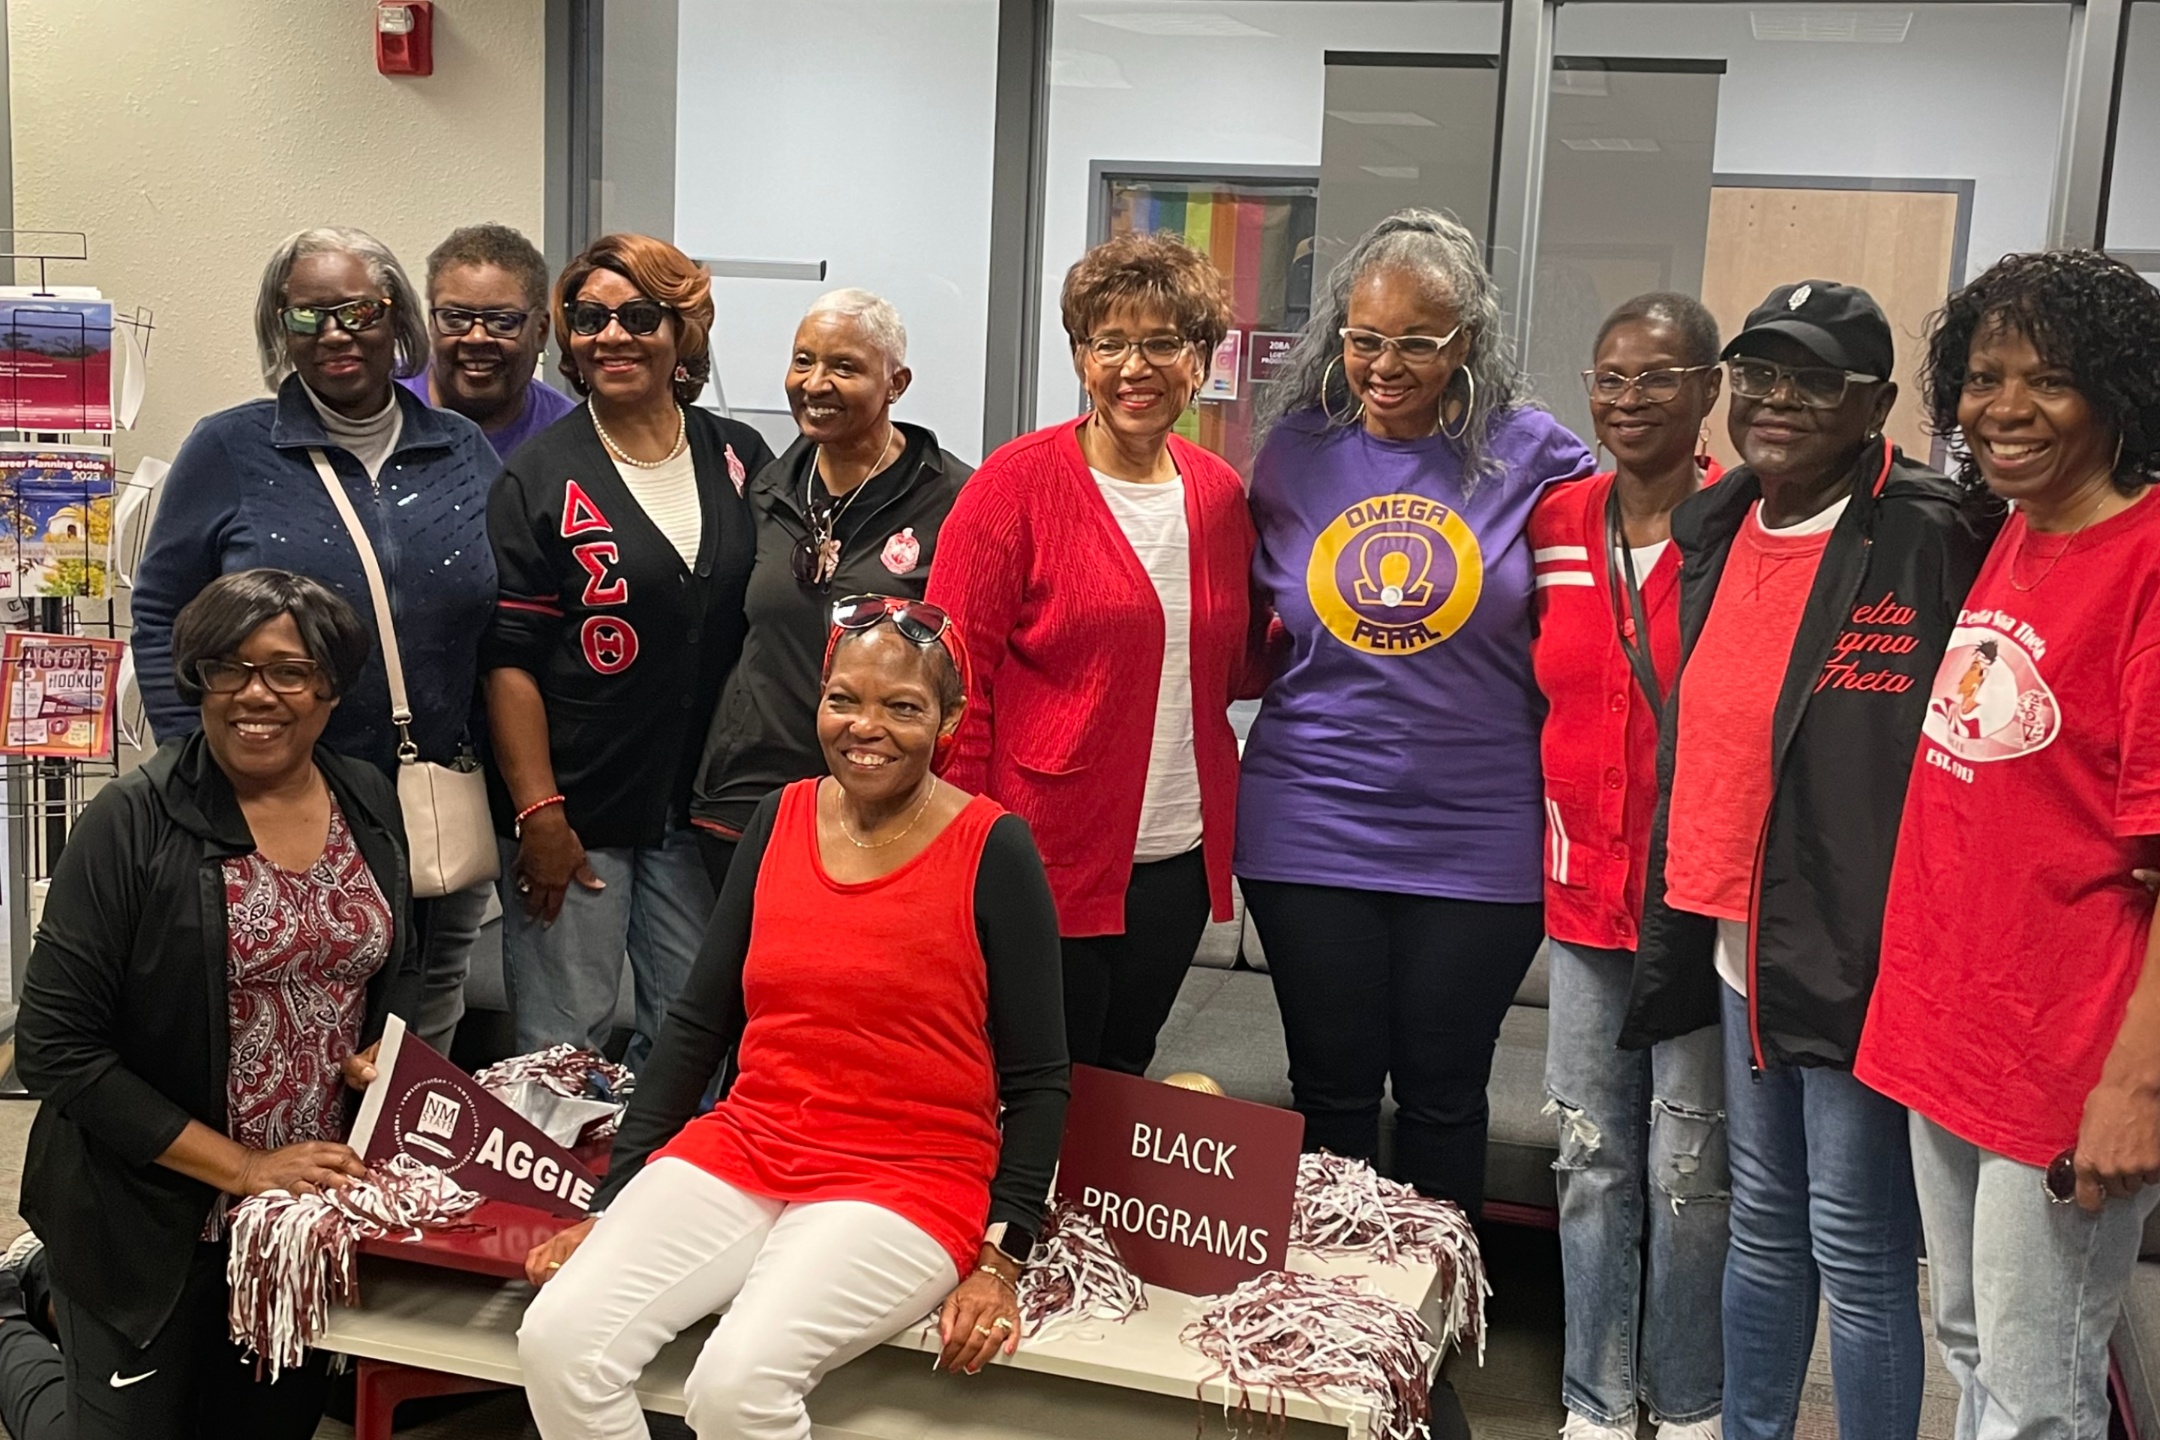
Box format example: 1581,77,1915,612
0,202,2152,1440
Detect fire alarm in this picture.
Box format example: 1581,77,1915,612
377,1,433,77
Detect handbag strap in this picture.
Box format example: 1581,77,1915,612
309,448,416,761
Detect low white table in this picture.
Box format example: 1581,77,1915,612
320,1244,1446,1439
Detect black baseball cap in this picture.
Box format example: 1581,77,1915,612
1721,280,1895,379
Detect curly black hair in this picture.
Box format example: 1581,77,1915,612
1922,249,2160,494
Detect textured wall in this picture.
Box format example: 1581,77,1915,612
9,0,547,472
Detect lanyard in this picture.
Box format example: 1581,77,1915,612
1605,485,1665,724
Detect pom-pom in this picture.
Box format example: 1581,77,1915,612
1291,1151,1488,1360
473,1044,634,1146
1183,1269,1437,1440
1015,1199,1148,1337
226,1155,482,1378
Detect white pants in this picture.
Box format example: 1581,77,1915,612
518,1157,958,1440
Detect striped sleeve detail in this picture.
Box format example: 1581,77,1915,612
499,596,565,618
1533,543,1595,591
1546,798,1571,885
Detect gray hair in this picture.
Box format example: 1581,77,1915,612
804,287,908,371
1258,208,1525,489
253,226,430,390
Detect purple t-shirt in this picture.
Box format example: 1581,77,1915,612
1236,405,1594,901
400,370,578,459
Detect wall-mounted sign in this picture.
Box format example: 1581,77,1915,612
1053,1063,1304,1296
1200,330,1243,402
1247,331,1299,385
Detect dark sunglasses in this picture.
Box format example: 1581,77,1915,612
565,299,671,338
280,298,391,336
830,595,952,646
432,306,532,339
194,657,325,696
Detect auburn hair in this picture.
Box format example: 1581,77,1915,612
554,233,715,406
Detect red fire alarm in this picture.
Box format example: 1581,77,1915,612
377,1,433,76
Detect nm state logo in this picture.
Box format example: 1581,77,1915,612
1305,492,1483,654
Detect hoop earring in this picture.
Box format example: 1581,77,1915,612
1321,356,1366,427
1437,367,1474,442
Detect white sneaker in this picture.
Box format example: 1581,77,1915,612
1560,1412,1634,1440
1658,1417,1723,1440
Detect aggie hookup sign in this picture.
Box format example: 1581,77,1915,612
1053,1064,1305,1295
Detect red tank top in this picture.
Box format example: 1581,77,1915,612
653,779,1005,1276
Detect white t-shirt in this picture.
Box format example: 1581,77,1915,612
1714,492,1852,997
1092,469,1203,863
1628,539,1670,575
610,446,702,568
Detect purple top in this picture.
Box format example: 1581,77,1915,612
400,370,578,459
1235,405,1594,901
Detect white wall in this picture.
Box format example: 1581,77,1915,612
674,0,999,462
2108,3,2160,254
1036,0,1504,424
9,0,549,475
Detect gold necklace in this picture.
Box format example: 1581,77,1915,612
2010,482,2112,592
835,776,938,849
592,402,686,469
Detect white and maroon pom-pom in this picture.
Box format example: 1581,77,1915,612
1181,1269,1437,1440
1015,1200,1147,1337
226,1156,482,1378
1291,1151,1488,1360
473,1045,635,1145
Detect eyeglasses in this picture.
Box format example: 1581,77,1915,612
432,306,533,339
1082,333,1191,368
1727,358,1880,410
1582,365,1718,404
565,299,672,337
194,658,324,695
1340,325,1462,365
831,595,953,646
280,298,391,336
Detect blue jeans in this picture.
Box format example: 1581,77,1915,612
500,827,716,1074
1721,983,1924,1440
412,880,495,1056
1546,939,1730,1428
1910,1111,2160,1440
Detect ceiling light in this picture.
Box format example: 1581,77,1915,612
1326,110,1437,127
1551,69,1610,97
1559,138,1663,152
1750,9,1914,42
1360,165,1421,179
1081,12,1276,38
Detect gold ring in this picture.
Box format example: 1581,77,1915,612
972,1325,992,1337
545,1260,563,1270
991,1316,1014,1332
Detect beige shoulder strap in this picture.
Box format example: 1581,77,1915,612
309,448,415,758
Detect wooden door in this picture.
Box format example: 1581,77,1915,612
1700,185,1962,469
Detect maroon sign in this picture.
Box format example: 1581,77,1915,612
348,1016,599,1219
1054,1064,1304,1296
1246,331,1299,385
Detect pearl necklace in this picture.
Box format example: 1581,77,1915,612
834,776,938,849
592,402,686,469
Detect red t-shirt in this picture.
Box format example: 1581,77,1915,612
655,781,1006,1275
1859,492,2160,1166
1664,505,1837,932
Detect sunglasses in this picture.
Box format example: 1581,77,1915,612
565,299,671,338
1583,365,1718,404
1727,358,1880,410
280,298,391,336
432,306,532,339
194,657,324,696
1340,325,1462,365
830,595,953,646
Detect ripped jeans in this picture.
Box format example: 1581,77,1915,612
1546,938,1730,1429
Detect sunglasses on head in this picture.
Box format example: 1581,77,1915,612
280,298,391,336
565,298,672,337
830,595,952,646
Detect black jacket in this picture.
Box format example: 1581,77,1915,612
483,405,775,848
1621,439,1995,1068
690,425,971,835
16,734,422,1346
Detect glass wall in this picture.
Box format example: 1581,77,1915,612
1531,3,2075,463
672,0,1001,460
2108,2,2160,286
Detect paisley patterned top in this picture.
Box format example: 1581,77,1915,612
222,803,391,1152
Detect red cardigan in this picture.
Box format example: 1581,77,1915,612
926,418,1258,937
1528,462,1719,952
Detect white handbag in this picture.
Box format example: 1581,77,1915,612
310,449,500,898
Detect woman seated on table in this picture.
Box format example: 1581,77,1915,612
5,569,422,1440
519,594,1069,1440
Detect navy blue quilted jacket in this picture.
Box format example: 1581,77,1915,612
131,374,499,773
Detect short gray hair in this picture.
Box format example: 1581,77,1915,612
804,287,908,371
1258,208,1525,490
253,226,430,391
